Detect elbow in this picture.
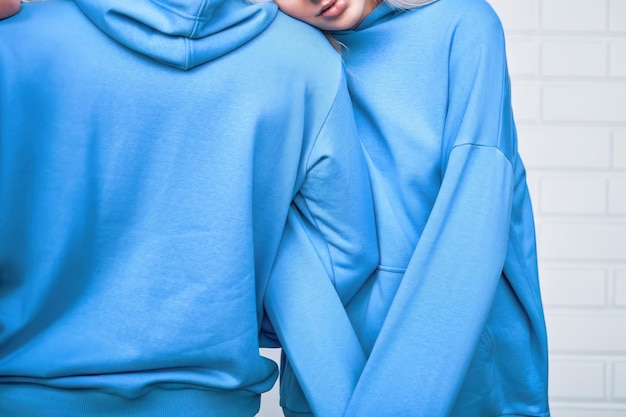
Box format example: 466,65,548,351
0,0,21,20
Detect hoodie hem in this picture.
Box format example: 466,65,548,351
282,407,314,417
0,383,260,417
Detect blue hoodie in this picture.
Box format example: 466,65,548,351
0,1,377,416
280,0,550,416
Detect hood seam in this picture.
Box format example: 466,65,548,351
184,0,212,67
148,0,207,27
191,0,211,36
74,0,279,70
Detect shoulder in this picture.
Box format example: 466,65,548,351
261,11,342,66
402,0,505,52
453,0,502,26
0,1,89,32
255,11,345,90
0,1,95,53
445,0,505,48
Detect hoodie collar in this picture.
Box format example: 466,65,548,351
332,0,439,33
73,0,278,70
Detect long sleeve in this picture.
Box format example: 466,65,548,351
264,70,378,417
343,13,519,417
264,208,368,417
344,145,514,417
292,69,379,305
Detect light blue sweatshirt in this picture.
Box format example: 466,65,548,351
0,1,378,416
280,0,550,416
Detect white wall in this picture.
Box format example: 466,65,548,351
488,0,626,415
259,1,626,416
258,348,282,416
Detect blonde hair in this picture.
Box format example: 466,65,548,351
385,0,438,10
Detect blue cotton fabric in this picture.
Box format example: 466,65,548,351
0,1,378,415
280,0,550,416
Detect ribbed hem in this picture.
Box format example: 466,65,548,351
281,408,550,417
0,384,260,417
282,407,314,417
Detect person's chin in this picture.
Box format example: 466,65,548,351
322,13,361,31
0,1,22,20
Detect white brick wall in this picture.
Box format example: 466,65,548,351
542,0,606,32
614,130,626,169
609,40,626,77
616,270,626,307
488,0,626,415
610,0,626,32
541,40,607,77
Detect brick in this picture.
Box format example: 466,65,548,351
549,407,626,417
539,177,606,215
615,270,626,307
487,0,538,32
517,126,612,169
609,40,626,77
615,130,626,169
511,80,541,122
609,0,626,32
614,362,626,399
546,312,626,352
506,37,540,77
539,222,626,261
549,358,606,399
542,40,607,77
543,83,626,123
542,0,607,31
540,267,606,307
608,178,626,214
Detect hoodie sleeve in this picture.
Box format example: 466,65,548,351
263,70,378,417
343,12,518,417
293,68,379,305
264,207,368,417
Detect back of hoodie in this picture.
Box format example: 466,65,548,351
0,1,377,416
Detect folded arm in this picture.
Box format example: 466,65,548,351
264,71,377,417
344,11,519,416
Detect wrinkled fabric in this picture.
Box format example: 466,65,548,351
0,1,377,415
280,0,550,416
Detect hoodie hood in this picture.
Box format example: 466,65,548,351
73,0,278,70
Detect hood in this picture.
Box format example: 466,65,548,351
73,0,278,70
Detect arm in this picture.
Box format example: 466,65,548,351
344,11,517,417
264,207,369,417
291,69,378,305
344,146,513,417
0,0,20,19
264,70,378,417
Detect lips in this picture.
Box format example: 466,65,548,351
317,0,337,16
317,0,348,18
